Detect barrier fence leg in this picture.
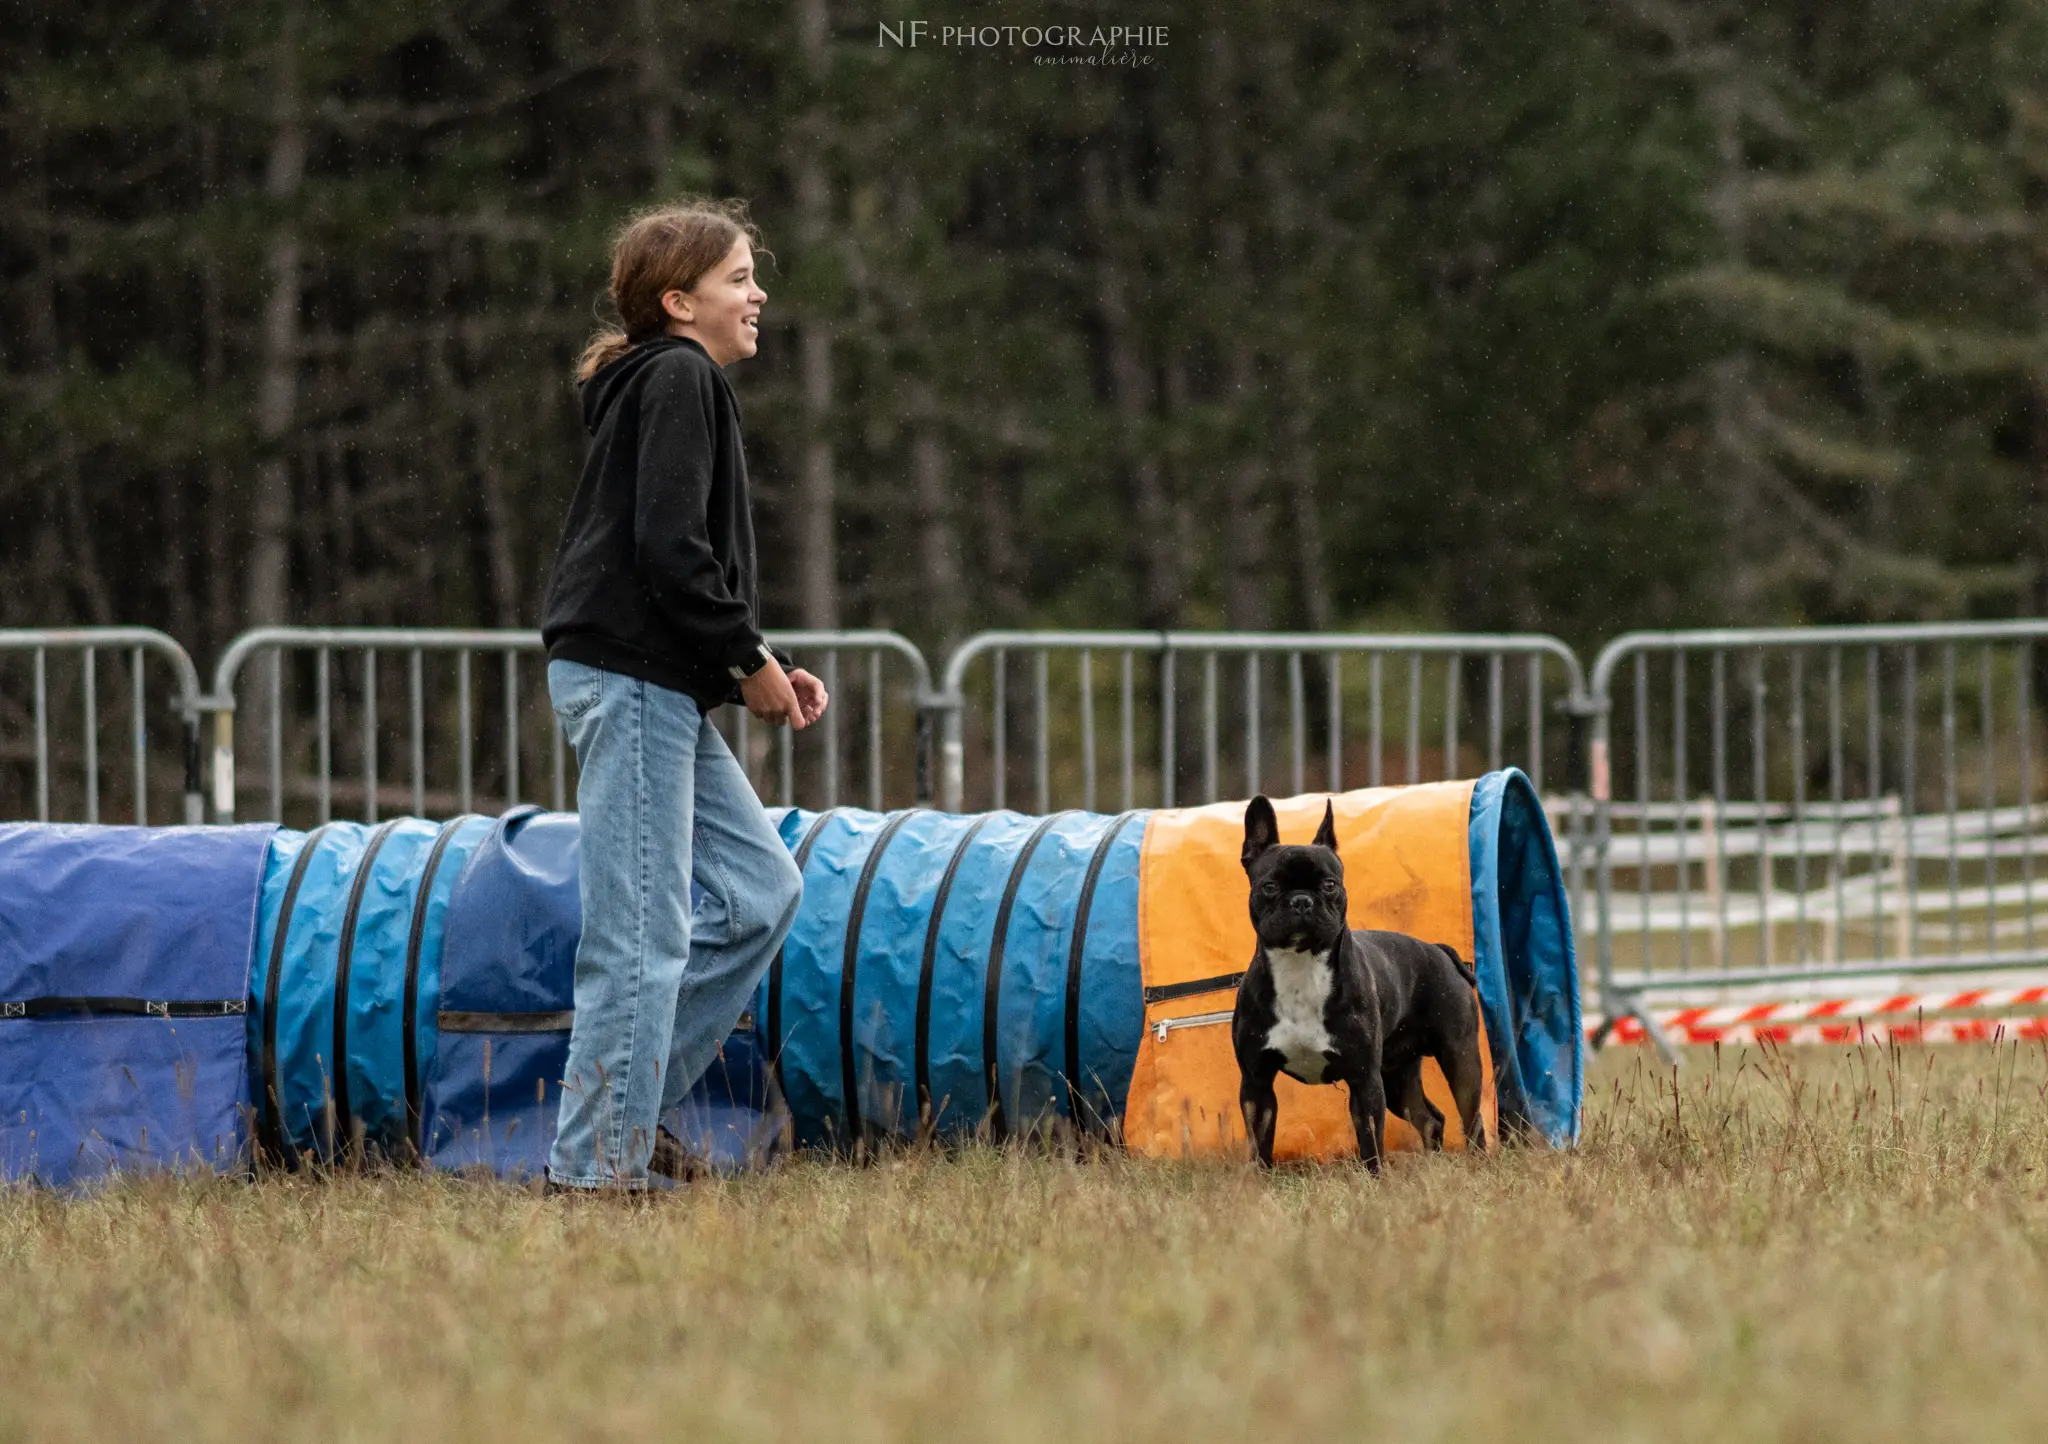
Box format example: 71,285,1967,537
210,708,236,825
915,703,935,806
182,710,204,825
1638,998,1679,1062
936,695,964,813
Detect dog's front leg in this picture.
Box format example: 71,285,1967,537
1239,1068,1280,1168
1347,1068,1389,1175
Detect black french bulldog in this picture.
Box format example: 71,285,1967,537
1231,795,1488,1171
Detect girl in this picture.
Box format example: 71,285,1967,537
540,199,827,1191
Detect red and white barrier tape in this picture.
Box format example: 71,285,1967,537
1590,984,2048,1046
1595,1014,2048,1047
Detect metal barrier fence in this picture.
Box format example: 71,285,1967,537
0,629,205,825
23,618,2048,1040
932,630,1594,919
206,628,933,826
1590,622,2048,1046
936,630,1589,809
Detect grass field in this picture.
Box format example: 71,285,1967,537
8,1043,2048,1443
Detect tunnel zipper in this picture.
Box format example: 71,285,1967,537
1151,1009,1233,1041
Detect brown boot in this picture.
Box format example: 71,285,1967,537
649,1124,702,1182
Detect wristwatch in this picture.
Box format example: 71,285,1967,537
728,642,775,682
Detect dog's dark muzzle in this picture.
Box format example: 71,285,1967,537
1259,900,1342,951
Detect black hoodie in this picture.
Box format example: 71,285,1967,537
541,336,788,710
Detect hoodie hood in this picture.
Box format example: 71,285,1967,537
580,335,715,436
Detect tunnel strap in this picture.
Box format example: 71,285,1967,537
437,1010,575,1033
838,809,922,1152
260,823,335,1164
1141,971,1246,1005
914,813,996,1126
329,818,402,1159
983,811,1080,1141
1062,810,1143,1132
402,815,479,1156
765,809,845,1108
0,997,245,1019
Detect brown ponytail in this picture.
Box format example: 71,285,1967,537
576,197,771,382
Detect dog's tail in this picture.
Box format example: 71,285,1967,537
1437,942,1477,988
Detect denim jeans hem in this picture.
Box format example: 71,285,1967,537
545,1168,676,1193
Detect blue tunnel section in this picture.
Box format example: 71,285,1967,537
248,815,494,1162
417,806,773,1177
0,822,275,1186
417,807,579,1175
761,807,1147,1150
1468,769,1582,1146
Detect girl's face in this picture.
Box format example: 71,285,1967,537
663,237,766,366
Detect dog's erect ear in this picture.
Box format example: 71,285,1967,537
1312,799,1339,854
1242,795,1280,871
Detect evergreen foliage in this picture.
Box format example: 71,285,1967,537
4,0,2042,659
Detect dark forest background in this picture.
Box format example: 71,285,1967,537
8,0,2048,668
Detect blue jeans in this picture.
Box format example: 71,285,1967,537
545,659,803,1188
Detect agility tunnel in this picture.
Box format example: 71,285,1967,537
0,771,1579,1184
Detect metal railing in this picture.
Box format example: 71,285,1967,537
205,627,934,825
932,630,1594,903
1590,622,2048,1048
0,629,205,825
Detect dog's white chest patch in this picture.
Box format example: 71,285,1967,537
1263,947,1334,1083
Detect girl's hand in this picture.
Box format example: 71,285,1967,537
787,668,830,727
741,657,804,728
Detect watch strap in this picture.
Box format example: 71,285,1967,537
728,641,775,682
